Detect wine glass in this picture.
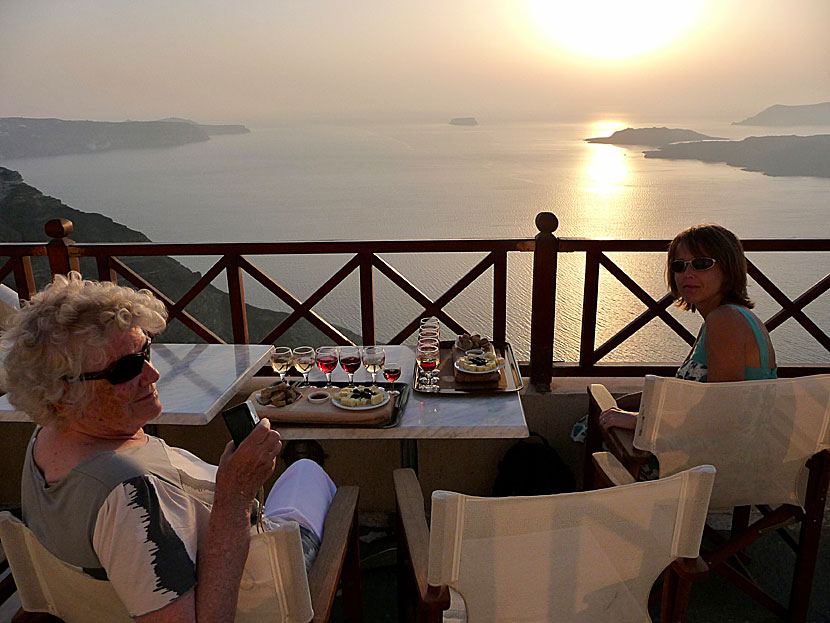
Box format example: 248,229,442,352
420,316,439,329
416,343,439,392
418,336,441,384
339,346,361,388
315,346,338,389
292,346,316,387
362,346,385,387
382,361,402,395
270,347,293,384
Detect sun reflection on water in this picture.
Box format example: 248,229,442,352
585,144,628,194
582,120,629,195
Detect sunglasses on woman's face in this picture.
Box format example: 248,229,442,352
78,338,152,385
670,257,717,273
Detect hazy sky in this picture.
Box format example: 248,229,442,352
2,0,828,125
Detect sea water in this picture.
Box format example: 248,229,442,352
3,119,829,363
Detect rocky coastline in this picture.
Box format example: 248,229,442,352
0,167,358,345
585,127,723,147
643,134,830,178
733,102,830,126
0,117,249,159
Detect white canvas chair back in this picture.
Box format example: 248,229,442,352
0,511,314,623
634,374,830,510
426,464,715,623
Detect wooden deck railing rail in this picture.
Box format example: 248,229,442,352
0,213,827,390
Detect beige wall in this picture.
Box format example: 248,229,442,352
0,378,642,514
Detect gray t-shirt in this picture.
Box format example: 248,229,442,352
22,431,217,617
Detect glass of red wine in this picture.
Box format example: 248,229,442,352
416,343,439,392
339,346,361,388
382,361,402,395
315,346,338,388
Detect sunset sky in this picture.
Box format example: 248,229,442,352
2,0,828,124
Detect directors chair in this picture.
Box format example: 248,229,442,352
586,374,830,623
394,461,715,622
0,486,362,623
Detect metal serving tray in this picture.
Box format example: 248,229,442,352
413,341,524,394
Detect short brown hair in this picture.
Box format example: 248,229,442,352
667,224,753,312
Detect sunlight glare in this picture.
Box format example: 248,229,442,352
585,144,628,194
528,0,706,59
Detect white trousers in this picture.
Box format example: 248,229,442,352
263,459,336,540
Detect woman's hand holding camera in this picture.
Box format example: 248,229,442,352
215,419,282,507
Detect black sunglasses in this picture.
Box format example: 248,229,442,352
670,257,717,273
77,338,152,385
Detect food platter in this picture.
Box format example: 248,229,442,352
331,389,390,411
453,360,506,375
413,341,524,394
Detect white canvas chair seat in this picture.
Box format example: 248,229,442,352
586,374,830,623
395,461,715,623
632,375,830,510
0,485,361,623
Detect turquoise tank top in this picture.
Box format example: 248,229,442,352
675,304,777,382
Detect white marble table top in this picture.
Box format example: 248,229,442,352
258,345,529,441
0,343,274,425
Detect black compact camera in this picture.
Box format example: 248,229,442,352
221,400,260,448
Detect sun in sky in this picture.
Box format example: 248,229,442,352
527,0,707,59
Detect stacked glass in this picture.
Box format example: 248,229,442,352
417,317,441,392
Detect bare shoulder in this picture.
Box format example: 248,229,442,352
705,305,749,333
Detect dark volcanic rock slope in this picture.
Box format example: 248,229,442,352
0,167,357,345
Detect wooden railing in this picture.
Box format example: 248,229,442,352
1,214,828,389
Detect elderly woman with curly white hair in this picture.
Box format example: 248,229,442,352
3,272,336,623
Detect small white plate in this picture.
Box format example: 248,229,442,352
454,360,505,375
331,389,390,410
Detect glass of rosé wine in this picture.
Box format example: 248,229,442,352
339,346,362,388
315,346,338,389
382,361,402,395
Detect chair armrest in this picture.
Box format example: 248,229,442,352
588,384,618,412
605,427,653,468
393,469,450,614
308,485,361,623
585,387,651,487
592,452,636,487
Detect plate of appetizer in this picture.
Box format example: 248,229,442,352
331,385,390,410
454,353,506,374
256,382,303,408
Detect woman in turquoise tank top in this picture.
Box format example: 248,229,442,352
596,223,777,433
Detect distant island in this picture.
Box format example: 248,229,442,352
158,117,251,136
449,117,478,126
585,127,723,147
644,135,830,178
733,102,830,126
0,117,250,159
0,167,357,346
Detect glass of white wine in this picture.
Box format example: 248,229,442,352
362,346,385,387
270,346,293,383
292,346,316,387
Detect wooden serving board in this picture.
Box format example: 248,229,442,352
248,385,394,427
